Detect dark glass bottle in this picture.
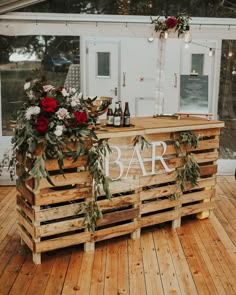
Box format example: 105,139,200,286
106,105,114,126
118,101,124,127
123,102,130,127
113,102,121,127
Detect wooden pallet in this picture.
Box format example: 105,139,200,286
17,124,221,264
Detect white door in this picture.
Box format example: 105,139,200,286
85,40,120,104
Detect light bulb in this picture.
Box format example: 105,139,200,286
228,51,233,57
164,31,168,39
184,25,192,43
209,48,213,57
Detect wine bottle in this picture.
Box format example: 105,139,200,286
118,101,124,127
123,102,130,127
113,102,121,127
106,105,114,126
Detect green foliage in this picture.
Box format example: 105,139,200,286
133,135,151,150
151,13,190,38
171,130,201,154
176,153,200,191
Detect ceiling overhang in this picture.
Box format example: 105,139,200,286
0,0,46,14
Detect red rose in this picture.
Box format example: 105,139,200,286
34,116,49,133
165,17,177,29
74,111,87,125
41,97,57,112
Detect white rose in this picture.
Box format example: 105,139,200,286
56,108,70,120
61,88,69,97
25,106,41,120
54,125,64,137
43,85,55,92
24,82,31,90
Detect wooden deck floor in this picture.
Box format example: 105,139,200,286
0,176,235,295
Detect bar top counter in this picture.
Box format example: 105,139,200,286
97,116,225,138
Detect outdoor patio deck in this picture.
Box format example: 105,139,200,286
0,176,235,295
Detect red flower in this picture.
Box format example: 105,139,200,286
74,111,87,125
165,17,177,29
34,116,49,133
41,97,57,112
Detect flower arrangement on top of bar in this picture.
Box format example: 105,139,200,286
151,12,190,38
12,76,111,188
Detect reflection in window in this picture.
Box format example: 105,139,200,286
97,52,110,77
0,35,80,136
191,54,204,75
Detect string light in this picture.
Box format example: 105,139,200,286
209,48,213,57
184,24,192,43
164,31,168,39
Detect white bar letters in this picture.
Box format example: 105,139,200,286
105,141,173,180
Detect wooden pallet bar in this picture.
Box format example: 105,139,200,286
16,116,224,264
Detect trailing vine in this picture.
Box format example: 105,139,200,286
171,130,201,199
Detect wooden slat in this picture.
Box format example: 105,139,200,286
35,202,85,222
16,194,34,220
96,208,139,227
139,210,179,228
36,217,85,238
34,231,91,253
35,186,92,206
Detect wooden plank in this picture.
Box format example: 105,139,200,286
177,224,212,294
93,222,138,243
180,189,213,205
140,184,176,201
152,229,181,294
89,245,107,295
61,249,84,294
35,202,85,222
36,217,85,238
18,225,34,251
140,232,164,295
190,221,233,294
35,186,92,206
74,251,94,294
104,241,118,295
38,171,91,190
45,155,88,171
99,193,139,210
141,199,178,214
128,238,147,295
9,253,37,295
139,210,179,228
181,202,214,217
117,240,129,295
16,182,35,205
165,228,198,294
195,220,236,294
0,240,28,295
17,195,34,220
17,210,34,237
25,254,57,295
34,231,91,253
43,250,71,295
97,208,139,227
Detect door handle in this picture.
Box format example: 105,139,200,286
110,87,118,96
174,73,177,88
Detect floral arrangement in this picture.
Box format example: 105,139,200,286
11,76,112,231
151,13,190,38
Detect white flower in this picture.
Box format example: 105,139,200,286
56,108,70,120
43,85,55,92
54,125,64,137
69,88,77,95
25,106,41,120
24,82,31,91
69,93,82,107
61,88,69,97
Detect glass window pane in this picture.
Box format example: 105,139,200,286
97,52,110,77
218,40,236,159
191,54,204,75
0,35,80,136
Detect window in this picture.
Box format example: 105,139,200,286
97,52,110,77
191,54,204,75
